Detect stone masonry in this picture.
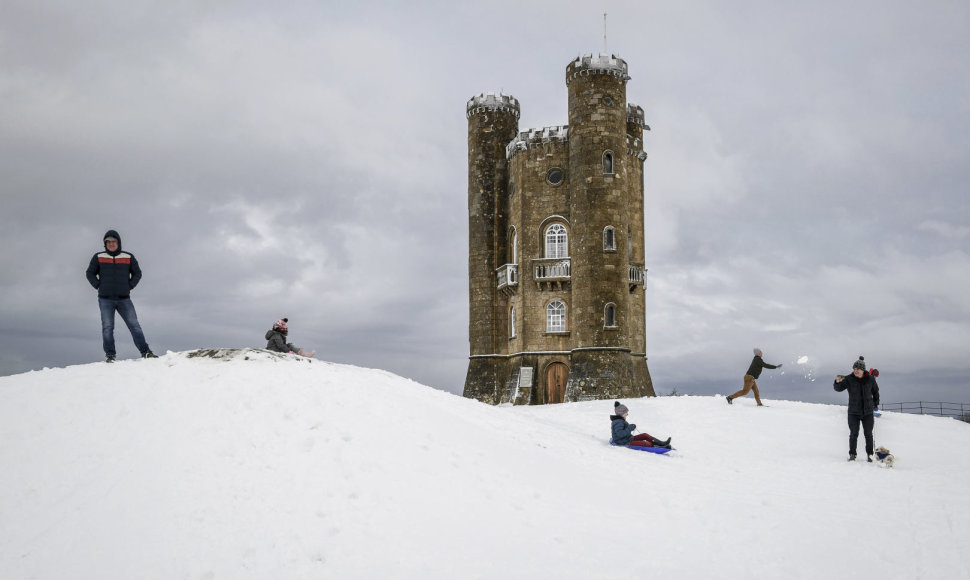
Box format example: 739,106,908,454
464,54,655,405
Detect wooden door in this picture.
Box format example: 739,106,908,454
546,363,568,404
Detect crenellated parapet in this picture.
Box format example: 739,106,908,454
466,92,521,120
627,103,647,128
565,53,630,85
626,135,648,161
506,125,569,160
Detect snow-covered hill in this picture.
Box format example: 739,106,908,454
2,350,968,579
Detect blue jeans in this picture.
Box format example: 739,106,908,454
99,298,150,356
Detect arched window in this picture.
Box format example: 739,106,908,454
603,151,614,174
509,306,517,338
627,226,633,256
508,227,518,264
605,303,617,328
603,226,616,251
545,224,568,259
546,301,566,332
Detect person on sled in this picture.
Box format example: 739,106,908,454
610,401,672,449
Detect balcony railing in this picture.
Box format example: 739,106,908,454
496,263,518,290
534,258,571,281
628,264,645,287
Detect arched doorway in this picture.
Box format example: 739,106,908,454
545,362,569,404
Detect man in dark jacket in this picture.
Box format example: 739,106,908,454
726,348,783,406
86,230,156,362
834,356,880,461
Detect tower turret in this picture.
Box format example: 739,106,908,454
564,54,642,401
464,93,520,404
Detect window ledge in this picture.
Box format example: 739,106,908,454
545,331,571,337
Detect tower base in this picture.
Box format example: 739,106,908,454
463,350,654,405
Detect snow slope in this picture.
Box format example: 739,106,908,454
1,350,968,579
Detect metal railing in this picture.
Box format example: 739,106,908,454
879,401,970,421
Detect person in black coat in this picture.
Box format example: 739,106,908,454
85,230,156,362
834,356,880,461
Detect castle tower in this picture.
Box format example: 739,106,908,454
463,55,654,405
464,93,520,404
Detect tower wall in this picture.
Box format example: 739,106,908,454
464,93,519,404
563,55,639,401
626,103,654,396
507,127,571,356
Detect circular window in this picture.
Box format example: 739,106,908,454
547,168,564,185
604,96,613,106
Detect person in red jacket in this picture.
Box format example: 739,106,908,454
85,230,156,362
726,348,783,406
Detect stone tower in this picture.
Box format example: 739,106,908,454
464,54,655,405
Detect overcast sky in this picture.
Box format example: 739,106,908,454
2,1,968,406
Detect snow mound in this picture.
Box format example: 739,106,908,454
184,347,314,363
2,351,969,579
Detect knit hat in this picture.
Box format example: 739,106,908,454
753,348,763,357
614,401,629,416
273,318,289,333
852,356,866,371
870,368,879,378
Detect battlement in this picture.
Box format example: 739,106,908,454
627,103,647,128
626,134,648,161
565,53,630,85
506,125,569,160
466,92,521,120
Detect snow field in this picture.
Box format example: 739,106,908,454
1,350,968,579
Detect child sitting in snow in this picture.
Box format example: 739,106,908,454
610,401,672,449
264,318,315,357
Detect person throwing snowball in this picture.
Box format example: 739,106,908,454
834,356,880,461
726,348,782,406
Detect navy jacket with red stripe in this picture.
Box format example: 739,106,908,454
86,230,142,299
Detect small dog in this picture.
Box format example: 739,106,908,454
874,446,895,468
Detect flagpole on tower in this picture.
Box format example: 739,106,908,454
603,12,608,54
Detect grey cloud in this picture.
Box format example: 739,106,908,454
1,1,968,406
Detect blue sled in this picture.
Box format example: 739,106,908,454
609,439,672,454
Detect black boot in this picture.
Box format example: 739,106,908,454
651,437,672,449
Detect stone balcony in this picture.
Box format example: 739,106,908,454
629,264,647,290
533,258,571,290
496,263,518,296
